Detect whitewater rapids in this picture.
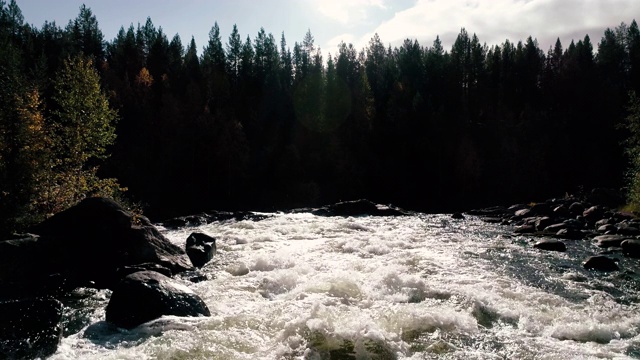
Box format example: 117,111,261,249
50,213,640,359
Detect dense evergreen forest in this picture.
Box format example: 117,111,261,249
2,1,640,234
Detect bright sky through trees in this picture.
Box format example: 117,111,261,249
18,0,640,58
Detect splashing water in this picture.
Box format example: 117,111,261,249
50,213,640,359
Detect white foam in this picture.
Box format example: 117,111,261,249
231,221,255,229
364,243,391,255
52,213,640,360
225,262,250,276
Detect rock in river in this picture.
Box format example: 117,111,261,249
593,235,628,248
622,239,640,258
105,271,210,329
0,297,63,360
583,256,619,272
555,228,585,240
533,239,567,252
186,232,217,268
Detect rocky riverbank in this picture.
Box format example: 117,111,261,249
466,188,637,271
1,191,634,358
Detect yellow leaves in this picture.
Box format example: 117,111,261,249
135,67,154,88
14,88,51,154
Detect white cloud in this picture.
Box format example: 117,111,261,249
316,0,387,25
348,0,640,53
325,33,357,57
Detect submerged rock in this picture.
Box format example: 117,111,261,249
583,256,619,272
533,239,567,252
0,297,63,360
185,232,217,268
451,212,465,220
311,199,408,217
105,271,210,329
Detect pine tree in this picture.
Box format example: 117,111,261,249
279,32,293,90
226,24,242,81
66,5,104,62
201,22,228,110
202,22,225,71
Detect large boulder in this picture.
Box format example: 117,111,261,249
582,205,606,224
616,223,640,236
583,256,619,272
593,235,628,248
105,271,210,329
568,202,585,216
0,297,63,359
186,232,217,268
534,217,554,231
2,197,192,290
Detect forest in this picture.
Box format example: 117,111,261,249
1,1,640,235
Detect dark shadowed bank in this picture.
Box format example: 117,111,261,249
0,197,212,359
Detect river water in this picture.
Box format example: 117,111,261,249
50,212,640,359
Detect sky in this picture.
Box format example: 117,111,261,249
16,0,640,60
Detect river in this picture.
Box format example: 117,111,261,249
50,212,640,359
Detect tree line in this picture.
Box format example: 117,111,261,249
2,1,640,234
